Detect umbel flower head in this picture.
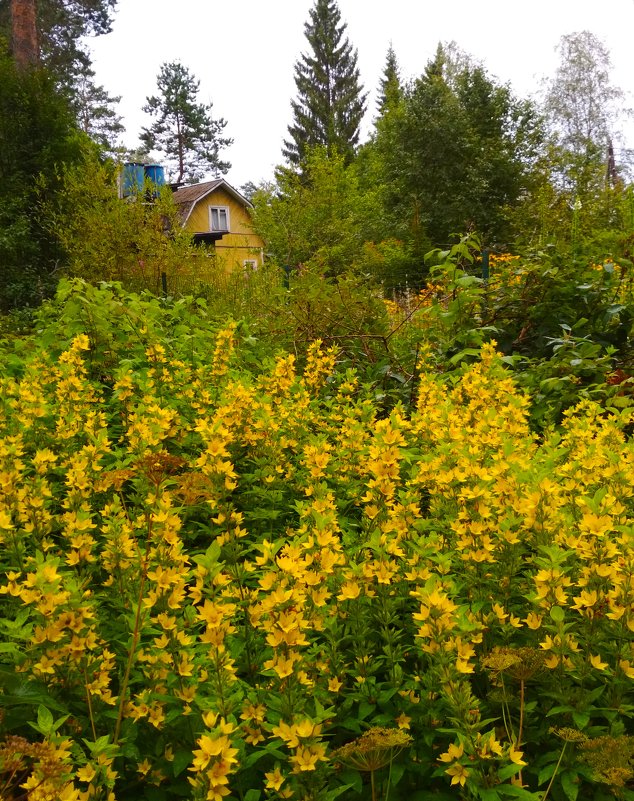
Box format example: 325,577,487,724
331,727,413,772
481,646,546,681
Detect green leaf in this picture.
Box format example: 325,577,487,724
560,771,579,801
476,788,501,801
338,769,362,794
497,784,542,800
550,605,565,623
172,750,191,777
538,761,558,786
37,705,53,733
571,711,590,730
497,762,523,781
244,790,261,801
389,760,406,787
358,699,374,720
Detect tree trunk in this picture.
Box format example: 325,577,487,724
11,0,39,69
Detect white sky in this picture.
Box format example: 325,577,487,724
88,0,634,189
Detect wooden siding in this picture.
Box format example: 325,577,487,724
185,187,265,271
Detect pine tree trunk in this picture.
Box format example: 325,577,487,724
11,0,39,69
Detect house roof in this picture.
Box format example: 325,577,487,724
171,178,253,227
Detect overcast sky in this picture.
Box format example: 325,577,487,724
88,0,634,189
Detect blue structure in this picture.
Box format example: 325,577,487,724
120,163,145,197
143,164,165,188
120,163,166,199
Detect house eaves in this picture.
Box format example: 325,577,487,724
171,179,254,228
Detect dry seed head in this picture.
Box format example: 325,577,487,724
550,727,588,743
580,735,634,788
482,646,545,680
332,727,413,772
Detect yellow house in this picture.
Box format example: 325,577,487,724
172,179,265,271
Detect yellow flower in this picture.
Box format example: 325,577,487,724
76,763,97,783
590,654,609,671
619,660,634,679
445,762,470,786
290,743,327,772
525,612,542,630
439,742,464,762
508,744,527,765
264,766,285,791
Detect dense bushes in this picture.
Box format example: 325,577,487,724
0,282,633,800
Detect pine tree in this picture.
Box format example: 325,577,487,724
376,43,401,116
2,0,117,86
9,0,38,69
283,0,366,167
140,62,232,184
74,63,124,157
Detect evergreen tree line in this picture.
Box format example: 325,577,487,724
258,0,632,290
0,0,631,311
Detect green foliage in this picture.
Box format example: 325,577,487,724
73,62,124,156
283,0,367,167
1,294,634,800
42,153,201,291
0,42,87,311
251,148,378,275
140,61,232,183
376,43,402,117
0,0,117,104
366,45,544,252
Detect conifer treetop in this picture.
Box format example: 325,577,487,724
283,0,367,167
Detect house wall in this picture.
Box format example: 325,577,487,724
186,188,265,271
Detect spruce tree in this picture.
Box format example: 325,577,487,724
283,0,366,167
376,43,402,116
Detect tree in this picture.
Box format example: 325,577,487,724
2,0,119,153
283,0,367,167
376,43,402,116
1,0,117,87
252,148,364,272
140,62,232,184
368,45,544,252
0,41,87,310
73,63,124,156
8,0,37,68
46,153,197,291
543,31,625,195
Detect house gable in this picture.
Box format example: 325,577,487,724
173,179,265,271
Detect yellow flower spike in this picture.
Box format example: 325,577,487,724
337,581,361,601
525,612,542,630
290,743,328,773
272,720,299,748
202,711,219,729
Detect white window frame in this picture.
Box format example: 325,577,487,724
209,205,230,232
243,259,258,271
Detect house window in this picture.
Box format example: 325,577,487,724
209,206,230,232
243,259,257,271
